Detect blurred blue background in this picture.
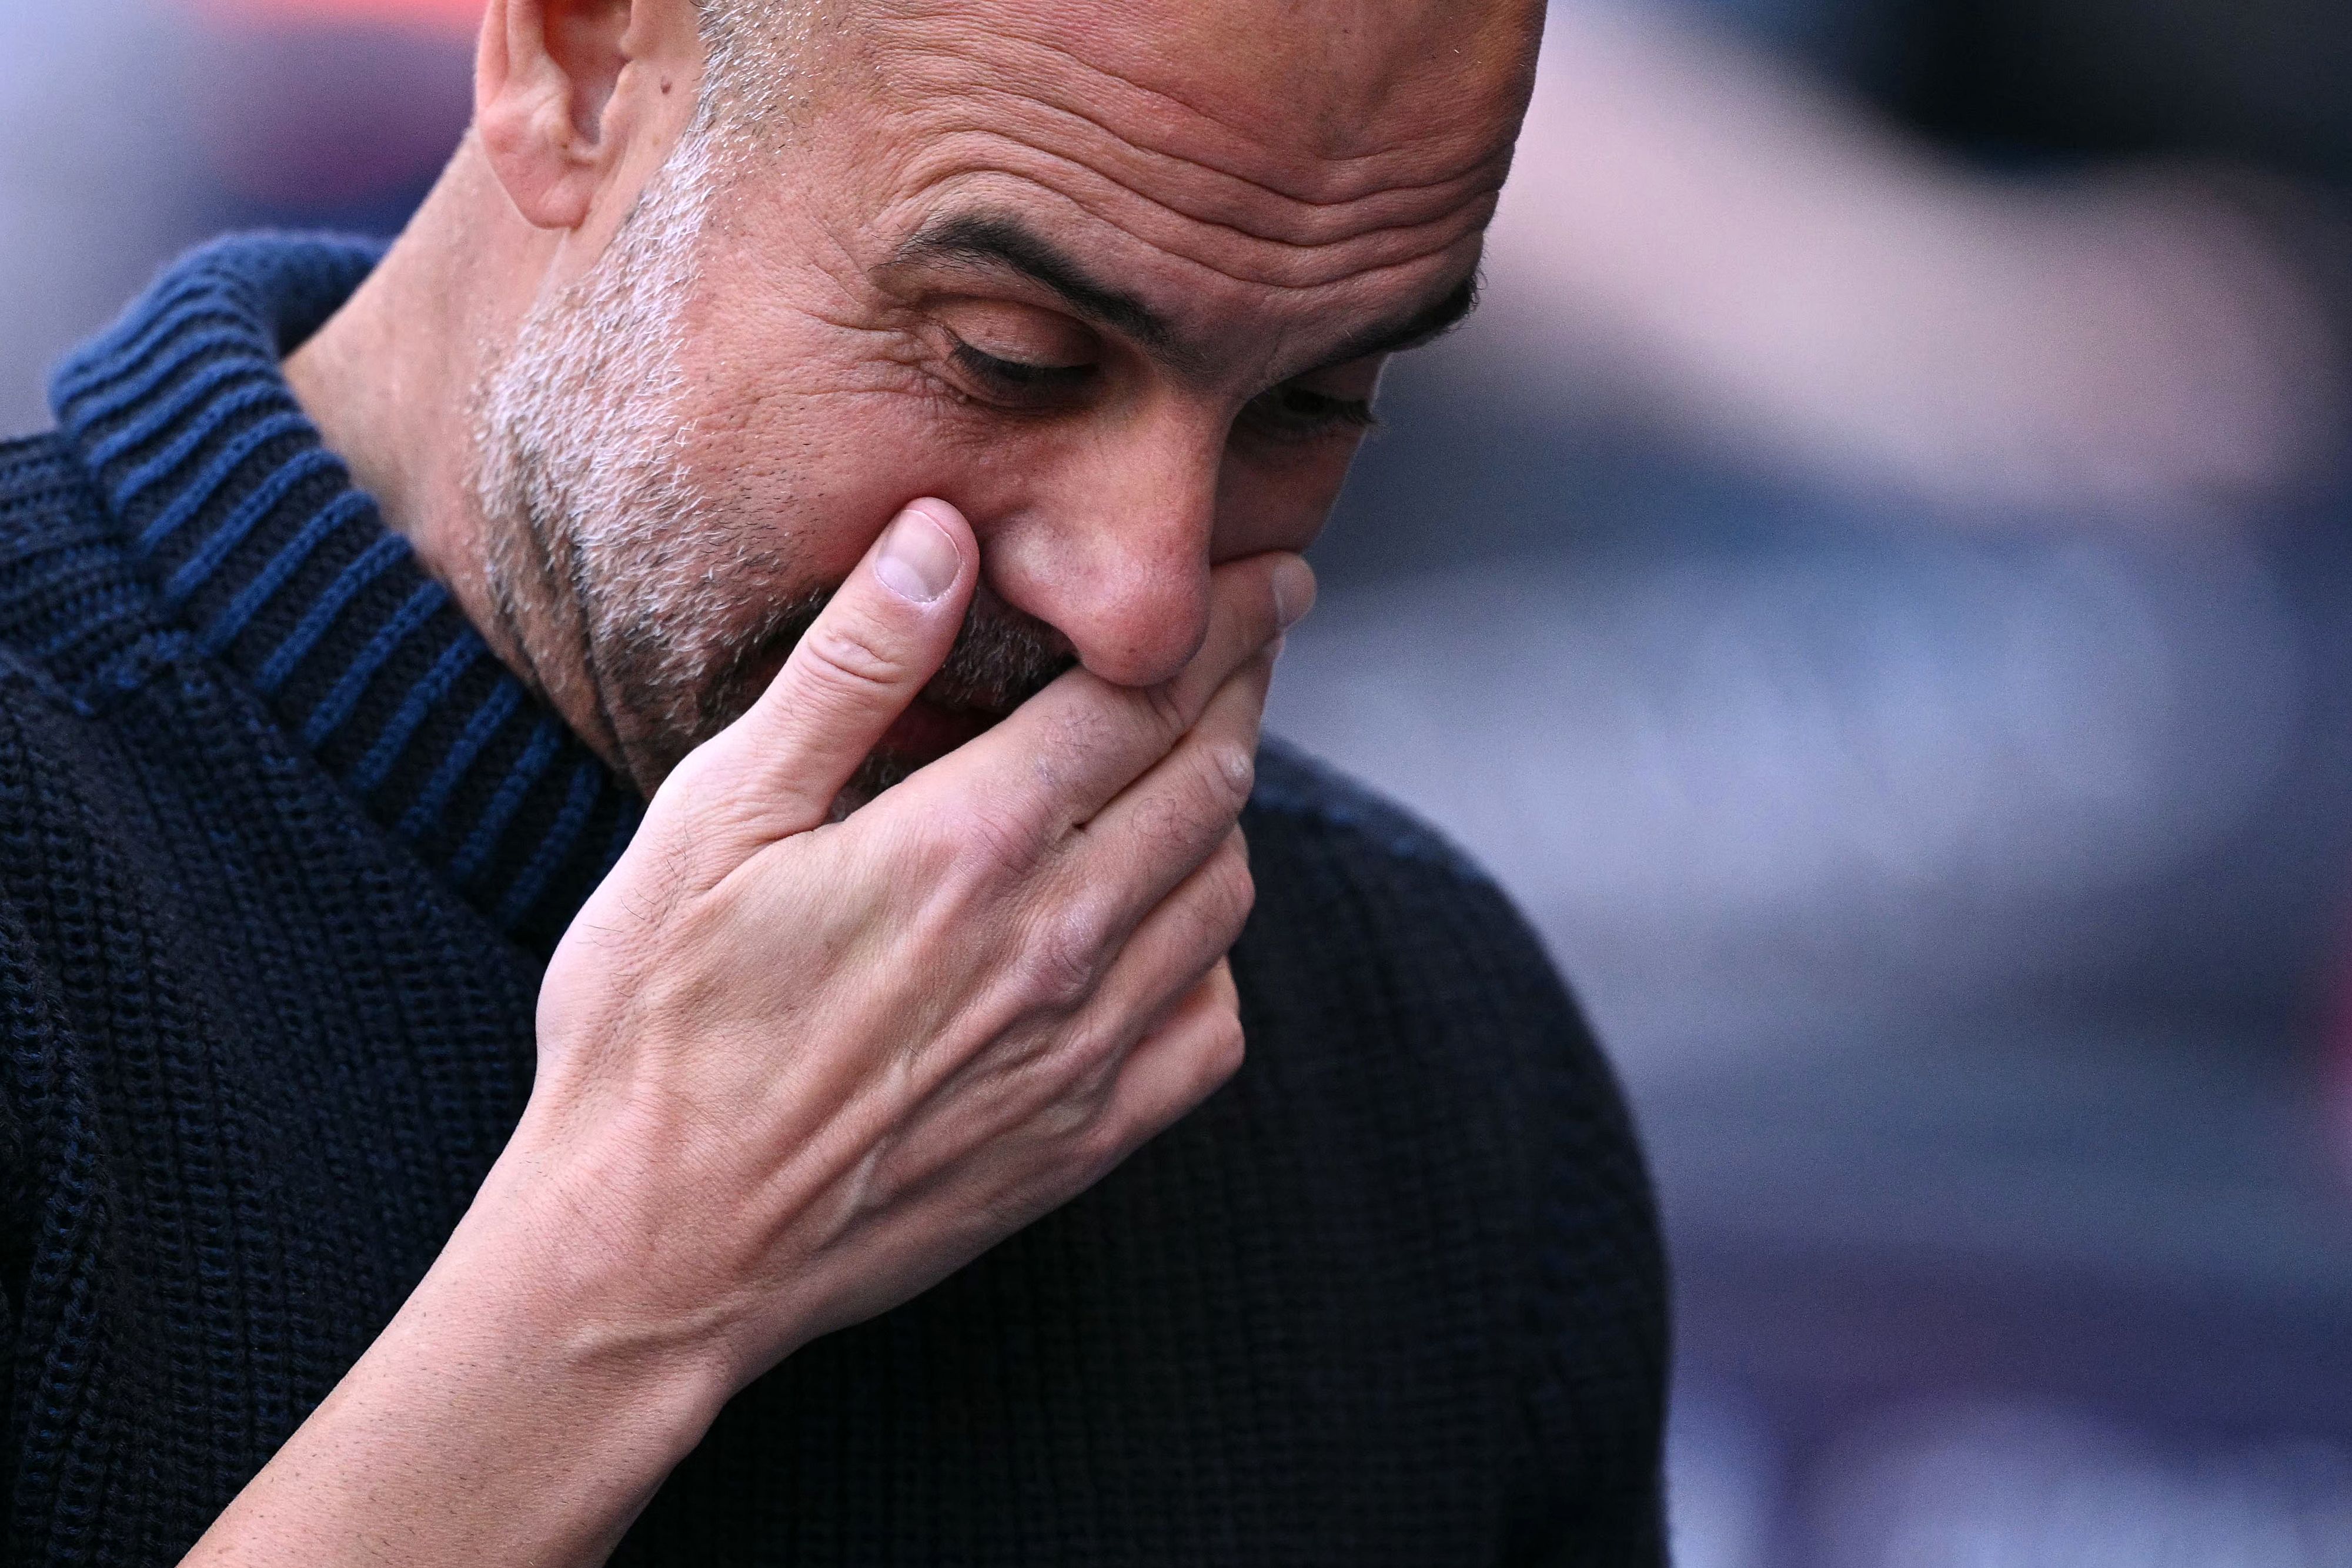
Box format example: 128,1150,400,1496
12,1,2352,1561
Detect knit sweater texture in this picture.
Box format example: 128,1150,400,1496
0,236,1668,1565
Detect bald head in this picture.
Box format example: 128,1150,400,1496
693,0,1543,160
674,0,1544,325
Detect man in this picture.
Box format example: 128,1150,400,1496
0,0,1665,1561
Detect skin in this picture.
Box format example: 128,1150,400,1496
295,0,1529,787
196,0,1542,1562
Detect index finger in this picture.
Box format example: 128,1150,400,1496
903,550,1312,837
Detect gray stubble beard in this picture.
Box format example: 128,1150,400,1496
467,119,1071,803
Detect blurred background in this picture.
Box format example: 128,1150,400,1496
10,0,2352,1560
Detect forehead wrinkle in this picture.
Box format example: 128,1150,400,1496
857,0,1538,178
858,27,1519,245
969,82,1513,247
913,22,1518,199
891,147,1498,295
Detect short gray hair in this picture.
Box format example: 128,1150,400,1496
688,0,813,130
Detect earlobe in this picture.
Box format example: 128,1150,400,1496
475,0,640,231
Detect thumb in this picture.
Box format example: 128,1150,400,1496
660,499,977,865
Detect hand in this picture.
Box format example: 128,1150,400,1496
504,497,1311,1400
182,499,1308,1568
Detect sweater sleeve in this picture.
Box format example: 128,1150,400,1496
1241,743,1673,1560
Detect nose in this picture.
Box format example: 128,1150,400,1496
977,419,1222,691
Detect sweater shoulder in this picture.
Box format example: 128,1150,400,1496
1237,735,1636,1188
1240,735,1668,1541
0,431,181,709
1241,735,1569,1022
1245,733,1497,893
0,431,112,557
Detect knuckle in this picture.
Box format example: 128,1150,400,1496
1124,790,1195,864
1198,848,1257,945
1133,747,1250,862
796,614,908,700
1198,1012,1247,1092
1021,902,1111,1012
952,795,1052,885
1210,744,1256,811
1182,750,1252,847
1139,680,1192,747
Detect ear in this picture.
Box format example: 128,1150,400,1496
476,0,699,230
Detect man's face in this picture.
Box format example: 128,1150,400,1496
473,0,1538,794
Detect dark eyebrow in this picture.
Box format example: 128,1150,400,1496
895,210,1479,378
1307,272,1481,372
896,214,1179,355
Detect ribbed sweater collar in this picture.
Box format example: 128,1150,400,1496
49,234,642,955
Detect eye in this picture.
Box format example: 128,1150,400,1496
1237,383,1381,445
926,298,1102,412
949,339,1097,406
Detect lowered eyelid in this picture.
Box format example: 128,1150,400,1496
951,342,1097,386
948,335,1096,377
929,300,1101,367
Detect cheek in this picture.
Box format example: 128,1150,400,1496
669,346,991,582
666,256,992,573
680,349,1117,565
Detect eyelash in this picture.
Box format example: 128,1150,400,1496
942,337,1377,443
1239,386,1381,444
950,341,1094,402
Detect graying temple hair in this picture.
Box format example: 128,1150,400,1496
688,0,817,129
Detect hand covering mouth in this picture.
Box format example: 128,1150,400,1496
876,618,1075,770
876,690,1015,768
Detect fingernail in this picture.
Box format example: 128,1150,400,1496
873,503,962,604
1272,557,1317,631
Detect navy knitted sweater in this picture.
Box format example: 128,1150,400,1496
0,238,1666,1565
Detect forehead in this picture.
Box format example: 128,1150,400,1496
779,0,1539,351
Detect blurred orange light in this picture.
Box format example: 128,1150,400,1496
183,0,483,32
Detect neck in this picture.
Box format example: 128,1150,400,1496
285,136,607,755
286,141,506,590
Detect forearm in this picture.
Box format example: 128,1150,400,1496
181,1161,727,1568
175,526,1292,1566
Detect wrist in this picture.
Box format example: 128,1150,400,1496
431,1135,749,1452
184,1154,737,1568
